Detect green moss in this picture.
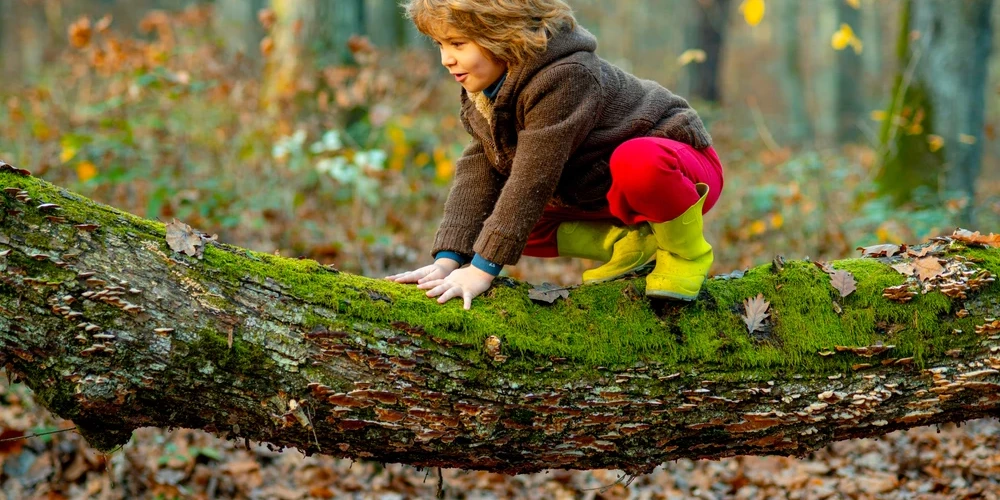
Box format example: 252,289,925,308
5,171,999,380
176,327,276,379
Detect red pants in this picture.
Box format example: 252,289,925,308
523,137,724,258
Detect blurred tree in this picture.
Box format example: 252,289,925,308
212,0,267,59
684,0,731,103
261,0,311,112
773,0,812,144
314,0,366,66
876,0,994,226
261,0,366,112
806,0,840,147
365,0,406,50
836,0,864,143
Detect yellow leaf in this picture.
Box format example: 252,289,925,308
677,49,707,66
870,110,887,121
958,134,977,145
927,135,944,152
769,213,784,229
750,220,767,236
414,152,430,167
831,24,860,51
435,159,454,181
59,145,78,163
76,161,98,182
845,0,860,8
850,38,863,54
740,0,766,27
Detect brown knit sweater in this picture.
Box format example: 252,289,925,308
432,25,713,266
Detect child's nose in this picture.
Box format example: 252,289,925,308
440,49,456,67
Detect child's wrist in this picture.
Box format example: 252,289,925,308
434,257,462,272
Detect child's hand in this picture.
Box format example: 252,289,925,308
385,258,461,284
418,266,495,310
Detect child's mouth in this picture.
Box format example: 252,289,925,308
454,73,468,82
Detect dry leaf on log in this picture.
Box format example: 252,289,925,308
165,219,217,259
829,270,856,298
856,243,904,258
528,283,570,304
952,229,1000,248
813,261,835,275
914,257,944,282
891,262,915,276
741,293,770,334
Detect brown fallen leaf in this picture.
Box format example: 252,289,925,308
830,270,856,298
857,243,903,258
813,260,835,275
906,244,941,258
891,262,915,276
914,256,944,282
741,293,770,335
952,229,1000,248
528,283,569,304
166,219,203,257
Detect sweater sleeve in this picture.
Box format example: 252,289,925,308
472,63,603,265
431,137,504,259
656,94,713,149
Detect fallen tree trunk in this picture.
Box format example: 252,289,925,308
1,164,999,475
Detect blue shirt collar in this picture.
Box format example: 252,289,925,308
482,73,507,101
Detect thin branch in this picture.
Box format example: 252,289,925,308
0,426,78,443
747,95,782,153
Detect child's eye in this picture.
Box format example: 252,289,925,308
452,41,465,48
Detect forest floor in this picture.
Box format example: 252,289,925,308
3,372,1000,499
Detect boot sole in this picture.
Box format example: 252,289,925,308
582,256,656,285
645,290,698,301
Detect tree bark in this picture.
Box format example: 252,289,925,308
2,167,1000,475
773,0,813,144
835,0,864,144
876,0,993,223
684,0,731,103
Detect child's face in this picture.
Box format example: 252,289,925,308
432,26,507,93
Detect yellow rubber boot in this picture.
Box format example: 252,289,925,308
556,221,657,284
646,183,713,300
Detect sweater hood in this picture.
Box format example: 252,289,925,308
491,25,598,109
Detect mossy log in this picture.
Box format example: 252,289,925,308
2,165,1000,475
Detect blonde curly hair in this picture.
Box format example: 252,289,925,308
404,0,577,66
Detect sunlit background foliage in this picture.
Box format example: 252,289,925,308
0,0,996,284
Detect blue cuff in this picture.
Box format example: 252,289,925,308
471,253,503,276
434,251,469,266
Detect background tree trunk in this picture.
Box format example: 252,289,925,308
314,0,366,67
876,0,994,225
212,0,267,60
912,0,993,226
2,168,1000,473
836,0,864,144
773,0,813,144
802,0,840,148
365,0,407,51
684,0,732,103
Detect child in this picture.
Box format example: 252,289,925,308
387,0,724,310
